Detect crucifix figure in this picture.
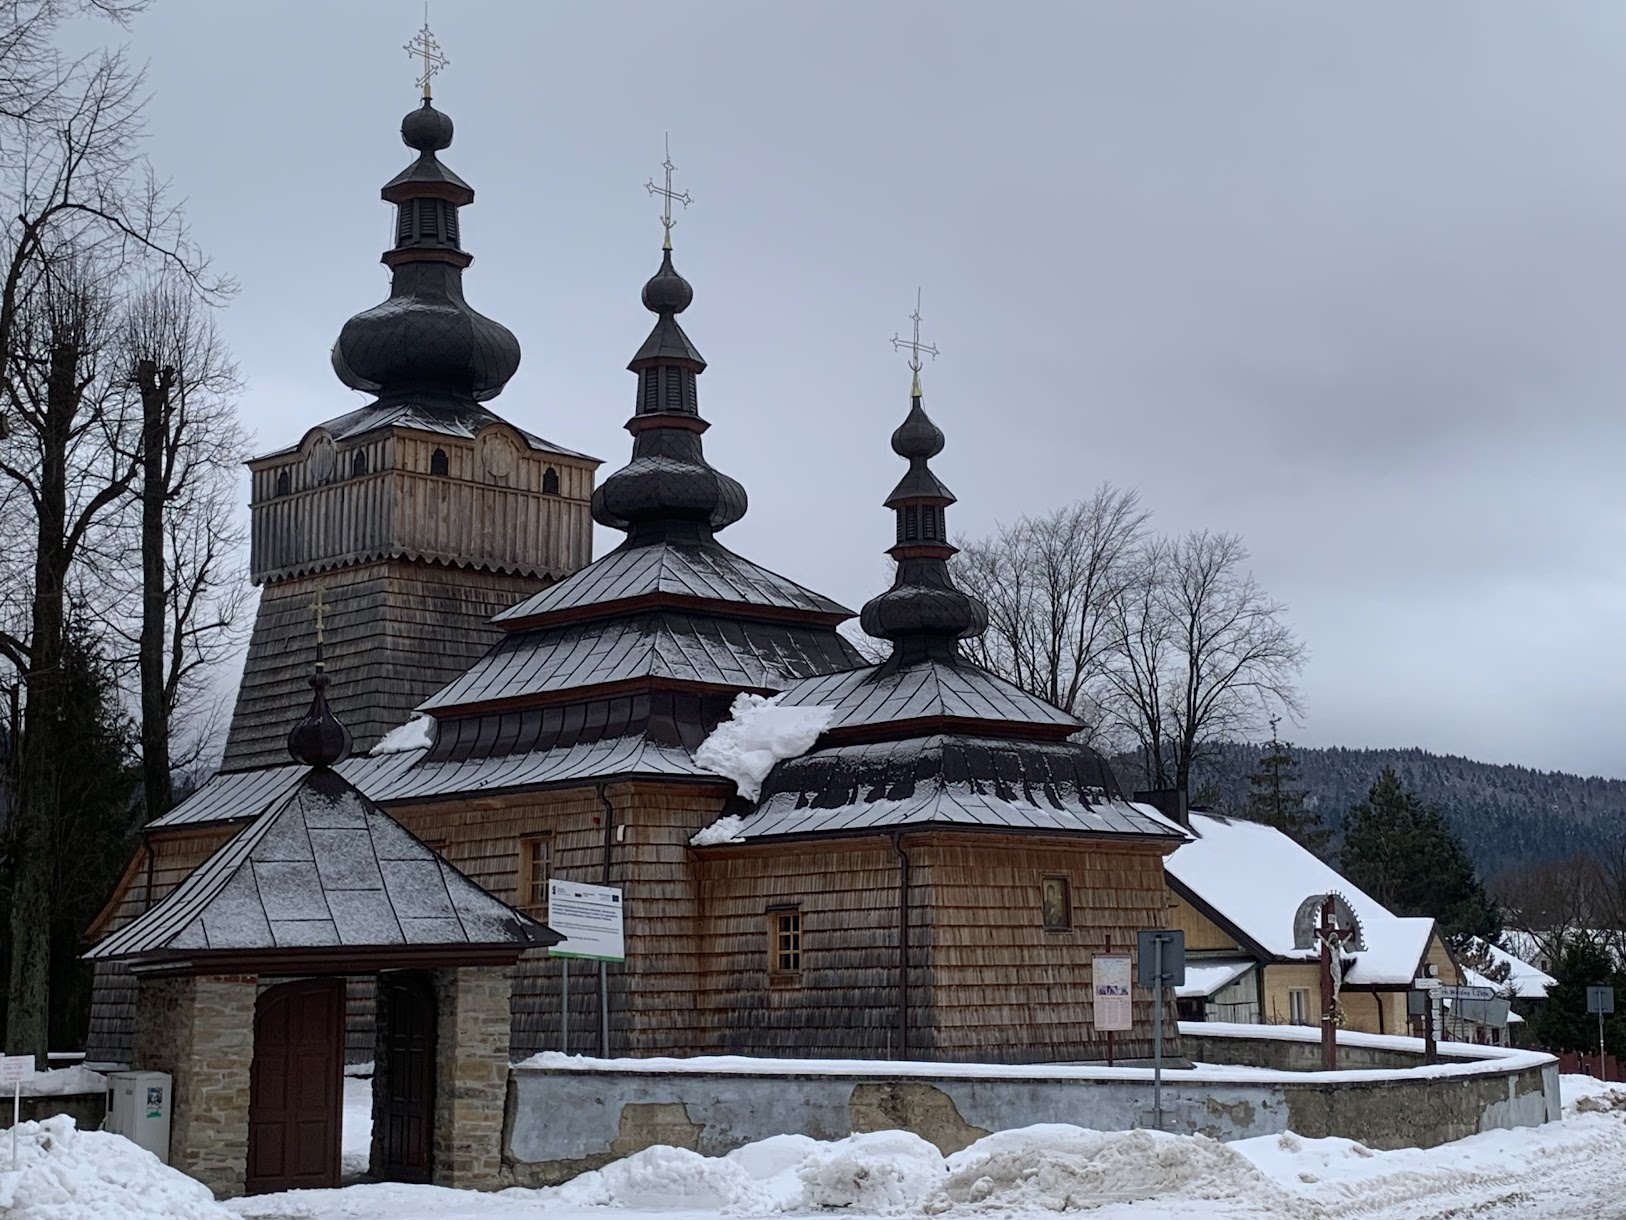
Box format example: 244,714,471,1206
404,11,449,100
645,134,691,251
891,288,939,397
1317,895,1357,1069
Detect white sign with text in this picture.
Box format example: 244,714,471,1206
547,879,625,962
1093,954,1133,1032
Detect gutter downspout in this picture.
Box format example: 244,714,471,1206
888,831,910,1060
596,783,615,1058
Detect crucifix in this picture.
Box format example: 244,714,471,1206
891,288,939,397
645,133,691,251
1317,895,1356,1069
404,10,449,100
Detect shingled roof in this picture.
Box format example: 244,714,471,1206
89,766,556,969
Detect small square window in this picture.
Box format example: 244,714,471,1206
1288,987,1311,1025
769,910,801,978
1041,876,1072,931
519,835,552,918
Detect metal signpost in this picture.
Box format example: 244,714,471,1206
548,879,626,1055
1588,986,1615,1081
1136,928,1185,1131
0,1053,35,1169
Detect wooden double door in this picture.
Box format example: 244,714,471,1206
247,978,345,1194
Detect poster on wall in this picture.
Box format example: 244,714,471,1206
1093,954,1132,1032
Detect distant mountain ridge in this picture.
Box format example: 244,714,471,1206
1111,743,1626,881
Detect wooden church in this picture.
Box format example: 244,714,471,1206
86,80,1188,1078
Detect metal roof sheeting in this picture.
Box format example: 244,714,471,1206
91,768,550,961
256,400,597,463
776,660,1079,733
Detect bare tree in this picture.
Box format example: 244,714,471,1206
121,279,247,817
0,1,225,1056
956,484,1148,745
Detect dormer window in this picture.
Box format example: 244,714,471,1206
275,470,291,498
430,448,449,476
351,449,368,478
542,466,560,496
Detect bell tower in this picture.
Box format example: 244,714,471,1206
221,56,597,770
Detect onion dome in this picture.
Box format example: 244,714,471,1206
331,98,520,408
287,665,351,769
591,246,747,539
860,381,989,663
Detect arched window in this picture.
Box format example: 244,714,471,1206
275,469,291,498
430,448,449,476
542,466,560,496
351,449,368,478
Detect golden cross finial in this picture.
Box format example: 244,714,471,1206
644,133,691,252
891,288,939,397
404,9,449,100
308,585,332,653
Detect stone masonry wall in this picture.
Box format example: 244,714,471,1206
432,966,512,1188
133,973,256,1199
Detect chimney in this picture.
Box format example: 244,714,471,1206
1134,787,1189,830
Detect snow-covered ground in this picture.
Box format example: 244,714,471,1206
4,1075,1625,1219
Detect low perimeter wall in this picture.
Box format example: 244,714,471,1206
503,1022,1559,1186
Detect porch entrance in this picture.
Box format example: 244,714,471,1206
378,972,438,1181
246,977,345,1194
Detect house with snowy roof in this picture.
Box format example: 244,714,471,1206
82,84,1193,1194
1163,811,1465,1037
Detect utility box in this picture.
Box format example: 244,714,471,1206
106,1071,171,1163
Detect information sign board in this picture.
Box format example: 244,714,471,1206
0,1055,33,1086
1092,954,1132,1032
547,880,625,962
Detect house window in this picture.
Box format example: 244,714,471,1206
1041,876,1072,931
1288,987,1311,1025
519,835,552,917
430,448,449,476
542,466,560,496
769,909,801,978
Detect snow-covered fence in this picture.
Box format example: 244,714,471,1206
503,1024,1559,1186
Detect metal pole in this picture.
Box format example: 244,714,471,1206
1601,1010,1608,1082
561,960,570,1054
1153,934,1164,1131
12,1079,19,1170
1105,933,1114,1067
1424,991,1437,1065
599,961,609,1059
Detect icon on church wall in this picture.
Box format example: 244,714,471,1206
1041,876,1072,931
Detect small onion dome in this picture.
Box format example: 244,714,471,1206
592,450,749,532
401,98,454,152
287,668,351,769
891,398,945,461
332,269,521,403
860,560,990,643
641,249,694,315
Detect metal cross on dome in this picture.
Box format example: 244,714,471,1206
308,585,331,650
404,11,449,100
645,134,692,251
891,288,939,395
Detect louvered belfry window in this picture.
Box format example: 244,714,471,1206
416,199,440,242
395,205,412,245
904,505,920,542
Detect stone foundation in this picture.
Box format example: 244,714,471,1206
133,973,257,1199
432,966,512,1188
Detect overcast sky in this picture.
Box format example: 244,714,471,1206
92,1,1625,778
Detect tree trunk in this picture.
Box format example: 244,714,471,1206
5,340,77,1060
135,360,174,822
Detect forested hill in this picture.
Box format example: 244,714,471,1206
1112,744,1626,881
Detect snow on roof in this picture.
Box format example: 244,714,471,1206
1165,813,1439,986
1175,958,1256,999
693,693,834,801
1467,938,1555,999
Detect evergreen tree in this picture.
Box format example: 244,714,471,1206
1527,936,1625,1056
1240,720,1330,856
1340,767,1502,947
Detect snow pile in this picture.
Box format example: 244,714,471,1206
796,1130,946,1212
690,815,747,847
20,1064,107,1096
0,1115,231,1220
692,693,834,802
550,1144,778,1212
371,714,435,755
938,1125,1314,1215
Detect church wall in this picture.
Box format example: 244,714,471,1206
222,562,544,769
914,835,1180,1064
694,837,920,1060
